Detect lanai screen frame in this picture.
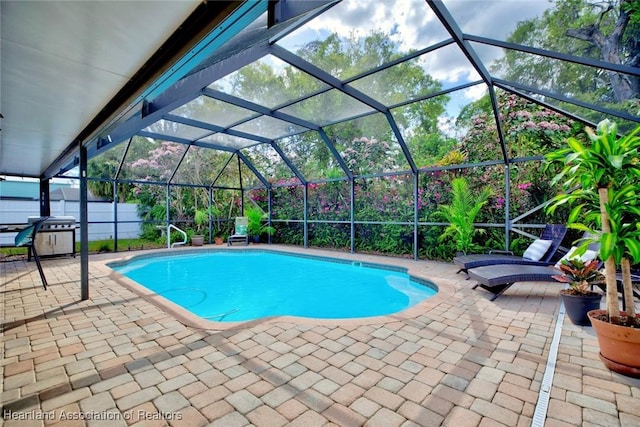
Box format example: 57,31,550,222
48,0,640,263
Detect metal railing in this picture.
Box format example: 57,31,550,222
167,224,187,248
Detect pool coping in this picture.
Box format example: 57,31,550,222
101,245,455,331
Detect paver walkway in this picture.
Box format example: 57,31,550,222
2,245,639,427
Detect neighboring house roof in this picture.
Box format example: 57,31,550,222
0,181,106,201
0,181,71,200
0,181,35,199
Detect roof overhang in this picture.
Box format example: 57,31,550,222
0,0,253,179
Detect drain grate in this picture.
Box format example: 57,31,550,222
531,300,566,427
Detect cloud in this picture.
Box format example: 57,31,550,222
462,84,488,102
301,0,449,50
443,0,551,40
280,0,552,88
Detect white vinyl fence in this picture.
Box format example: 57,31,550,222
0,200,141,246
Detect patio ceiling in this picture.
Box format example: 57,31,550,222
0,0,254,178
1,0,638,183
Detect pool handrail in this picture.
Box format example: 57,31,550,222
167,224,187,248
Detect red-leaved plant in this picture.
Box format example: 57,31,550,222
552,258,604,296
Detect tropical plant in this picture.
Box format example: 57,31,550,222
553,258,604,295
546,119,640,326
245,205,275,238
435,177,492,255
193,208,209,235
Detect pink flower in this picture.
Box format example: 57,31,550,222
517,182,532,191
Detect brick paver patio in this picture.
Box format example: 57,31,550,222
2,245,639,426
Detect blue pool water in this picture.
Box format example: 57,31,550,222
110,250,437,322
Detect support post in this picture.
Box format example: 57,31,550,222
113,180,118,252
80,144,89,300
504,164,511,250
350,178,355,253
413,172,419,260
39,179,51,217
268,187,273,245
303,183,308,248
166,185,171,248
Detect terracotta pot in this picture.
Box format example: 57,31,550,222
214,237,224,245
588,309,640,378
560,292,601,326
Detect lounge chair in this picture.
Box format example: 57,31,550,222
227,216,249,246
14,217,49,290
453,224,567,275
468,243,600,301
605,273,640,311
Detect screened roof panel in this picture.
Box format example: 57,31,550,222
276,0,452,81
443,0,618,63
170,96,259,128
7,0,639,183
239,161,263,189
142,119,211,141
241,143,296,184
60,169,80,178
231,115,309,140
527,93,640,134
391,91,489,169
491,88,576,160
197,133,259,150
213,157,242,188
442,0,553,43
347,43,482,106
208,55,330,109
473,42,639,123
87,142,127,179
326,113,410,176
276,132,347,182
172,145,231,186
277,89,374,126
121,138,188,182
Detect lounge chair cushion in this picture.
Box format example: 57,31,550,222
14,225,35,247
554,246,598,268
522,239,553,261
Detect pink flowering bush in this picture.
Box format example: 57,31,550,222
340,136,401,175
125,90,585,258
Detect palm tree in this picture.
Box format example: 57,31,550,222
435,177,492,255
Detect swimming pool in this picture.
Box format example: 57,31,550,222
110,250,437,322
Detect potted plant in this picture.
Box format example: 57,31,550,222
552,258,603,326
191,208,208,246
546,119,640,377
209,205,226,245
245,206,275,244
435,176,492,255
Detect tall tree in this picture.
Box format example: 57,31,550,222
564,0,639,101
226,31,452,178
496,0,639,110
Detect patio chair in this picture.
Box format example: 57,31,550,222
606,272,640,311
14,217,49,290
453,224,567,276
468,242,599,301
227,216,249,246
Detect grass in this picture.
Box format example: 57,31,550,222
84,238,165,253
0,238,165,258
